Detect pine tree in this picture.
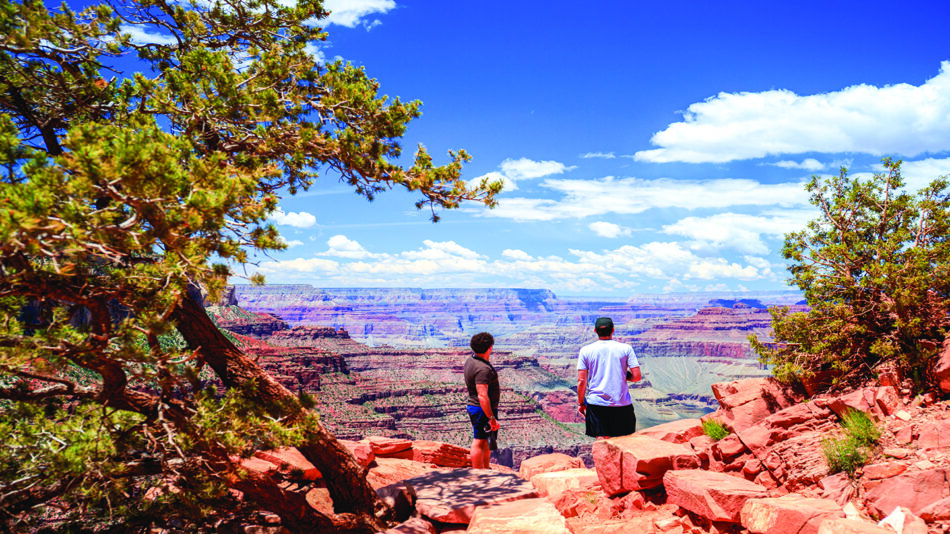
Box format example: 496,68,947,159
0,1,500,531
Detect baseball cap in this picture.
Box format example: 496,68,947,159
594,317,613,330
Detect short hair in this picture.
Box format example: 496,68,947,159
594,317,614,337
470,332,494,355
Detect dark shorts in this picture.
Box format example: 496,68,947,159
466,405,498,450
585,403,636,438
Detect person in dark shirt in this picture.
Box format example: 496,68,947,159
463,332,500,469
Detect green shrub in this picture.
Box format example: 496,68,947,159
822,435,867,476
841,409,881,448
822,409,880,476
701,418,730,441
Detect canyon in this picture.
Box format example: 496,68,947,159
214,286,804,467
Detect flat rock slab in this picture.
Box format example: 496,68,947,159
467,497,570,534
664,469,769,523
519,453,584,480
404,468,538,524
530,468,598,497
741,494,844,534
816,518,893,534
367,457,439,490
636,418,704,444
863,468,950,517
593,435,700,496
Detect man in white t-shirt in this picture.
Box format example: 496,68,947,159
576,317,642,438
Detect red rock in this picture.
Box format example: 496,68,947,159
710,377,799,433
735,401,833,458
824,386,899,419
864,468,950,517
592,435,700,496
410,440,470,468
339,439,375,468
883,447,912,459
467,497,570,533
740,494,844,534
754,471,780,491
252,447,321,480
238,456,280,477
637,418,705,444
862,461,908,480
529,468,598,497
714,434,747,459
916,420,950,450
518,453,584,480
894,425,915,445
366,457,439,490
919,496,950,521
689,434,714,452
933,338,950,394
367,435,413,455
663,469,769,522
376,482,414,522
381,516,436,534
817,518,894,533
549,486,608,519
305,487,333,515
404,468,538,524
819,472,855,506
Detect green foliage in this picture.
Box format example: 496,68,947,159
0,0,499,529
751,159,950,387
701,418,730,441
822,410,880,476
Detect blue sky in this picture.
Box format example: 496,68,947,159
187,1,950,295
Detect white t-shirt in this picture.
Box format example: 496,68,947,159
577,339,639,407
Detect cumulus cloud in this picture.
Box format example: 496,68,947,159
772,158,826,171
484,176,810,221
499,158,576,181
662,210,814,254
635,61,950,163
320,235,377,259
588,221,633,238
121,25,178,46
270,208,317,228
322,0,395,28
899,157,950,191
255,238,775,291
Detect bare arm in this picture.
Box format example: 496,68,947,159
476,383,500,430
627,366,642,382
577,369,588,414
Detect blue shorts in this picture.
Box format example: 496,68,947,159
466,405,498,450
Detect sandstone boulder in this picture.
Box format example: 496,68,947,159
915,419,950,450
367,436,413,456
466,497,570,534
864,468,950,517
403,468,538,524
740,494,844,534
549,486,610,519
251,447,321,480
380,516,436,534
410,440,470,468
366,457,439,489
824,386,900,419
339,439,375,468
919,496,950,521
710,377,799,433
663,469,769,523
529,467,598,498
518,453,584,480
636,418,704,444
592,435,700,496
877,506,927,534
933,338,950,394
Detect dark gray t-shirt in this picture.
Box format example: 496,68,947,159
464,355,500,416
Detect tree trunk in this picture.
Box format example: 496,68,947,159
171,293,392,531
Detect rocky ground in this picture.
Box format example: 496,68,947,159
236,369,950,534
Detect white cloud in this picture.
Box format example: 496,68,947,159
588,221,632,238
484,177,810,221
900,157,950,191
582,152,617,159
323,0,395,28
278,237,305,248
122,25,178,46
271,208,317,228
499,158,576,180
253,237,775,291
320,234,378,259
661,211,813,254
635,61,950,163
772,158,826,171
